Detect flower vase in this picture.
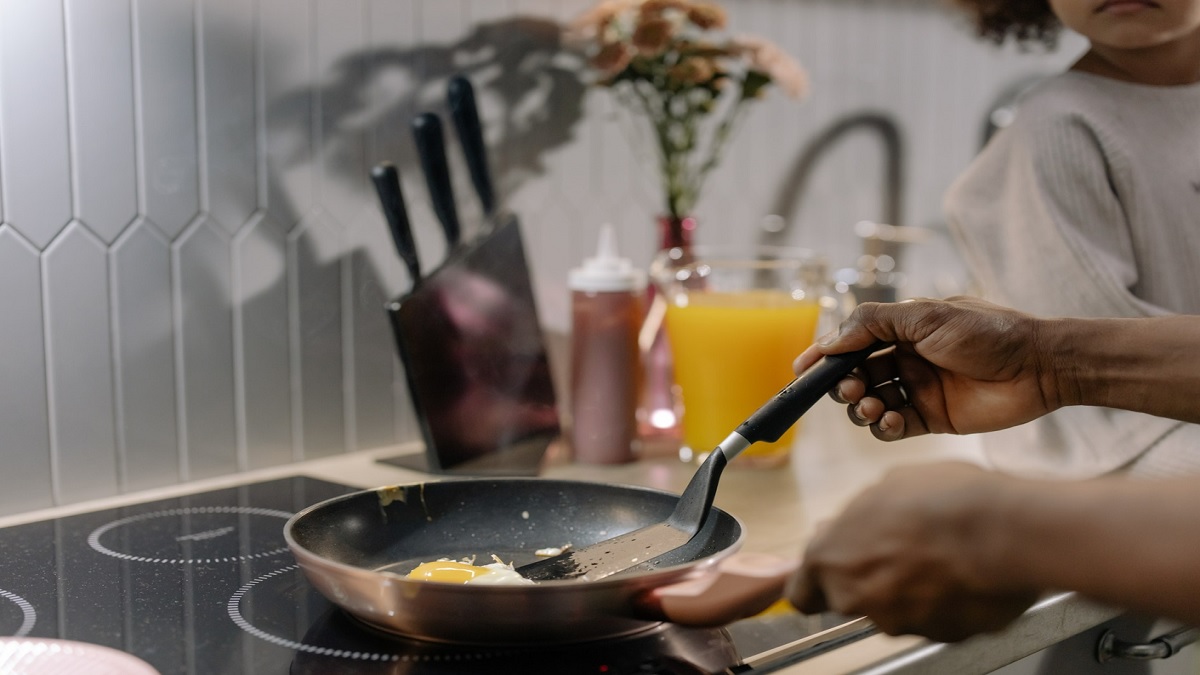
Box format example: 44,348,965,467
636,215,697,455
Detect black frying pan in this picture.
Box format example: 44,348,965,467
285,478,795,645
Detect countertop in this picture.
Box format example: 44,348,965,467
0,398,1123,673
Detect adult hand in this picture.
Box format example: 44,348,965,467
794,297,1062,442
788,462,1040,642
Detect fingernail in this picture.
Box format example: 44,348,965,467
817,329,839,346
878,415,890,432
851,405,866,422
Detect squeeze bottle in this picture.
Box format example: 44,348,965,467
568,225,646,464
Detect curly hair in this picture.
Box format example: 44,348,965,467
947,0,1062,47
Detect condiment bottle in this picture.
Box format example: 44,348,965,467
568,224,645,464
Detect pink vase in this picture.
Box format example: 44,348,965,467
636,215,697,455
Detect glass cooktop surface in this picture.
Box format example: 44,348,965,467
0,477,871,674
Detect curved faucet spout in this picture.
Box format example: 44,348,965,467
762,111,905,248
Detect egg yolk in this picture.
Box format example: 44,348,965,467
406,560,494,584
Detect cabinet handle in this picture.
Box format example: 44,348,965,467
1096,626,1199,662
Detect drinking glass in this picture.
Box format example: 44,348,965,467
653,246,850,468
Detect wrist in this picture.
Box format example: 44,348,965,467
965,473,1034,592
1031,317,1084,410
974,470,1051,590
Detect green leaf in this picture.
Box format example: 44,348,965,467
742,69,772,99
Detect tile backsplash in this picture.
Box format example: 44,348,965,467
0,0,1077,515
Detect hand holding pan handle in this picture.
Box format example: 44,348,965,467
636,552,799,626
733,342,889,451
411,112,462,249
370,161,420,284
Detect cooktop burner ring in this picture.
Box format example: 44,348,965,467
228,564,504,663
0,589,36,637
86,506,294,564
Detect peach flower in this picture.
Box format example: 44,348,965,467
731,35,808,99
668,56,717,85
686,2,727,30
591,41,634,75
631,17,674,55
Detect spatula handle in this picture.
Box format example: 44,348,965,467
735,342,888,446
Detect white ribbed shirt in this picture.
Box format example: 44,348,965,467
944,70,1200,478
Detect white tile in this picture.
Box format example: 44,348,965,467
262,0,316,229
0,0,72,248
174,217,237,479
199,0,257,234
43,222,118,503
65,0,138,243
112,219,179,491
314,0,368,230
135,0,200,239
233,213,293,469
289,214,345,458
0,226,53,513
346,216,398,452
364,0,417,169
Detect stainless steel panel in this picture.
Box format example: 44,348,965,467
234,214,293,468
261,0,315,229
175,218,237,479
0,0,72,249
289,216,344,458
314,0,368,230
43,223,118,503
200,0,257,234
112,220,179,491
0,227,53,512
135,0,200,239
65,0,138,243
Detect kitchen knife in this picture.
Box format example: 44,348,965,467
370,161,421,285
517,342,888,582
447,75,496,218
411,112,462,250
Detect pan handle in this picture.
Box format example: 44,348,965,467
636,552,799,627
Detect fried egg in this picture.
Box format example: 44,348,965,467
406,555,535,585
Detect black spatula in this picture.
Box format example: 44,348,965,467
518,342,886,582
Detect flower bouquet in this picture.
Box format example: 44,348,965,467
570,0,807,230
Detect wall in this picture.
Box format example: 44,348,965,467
0,0,1080,515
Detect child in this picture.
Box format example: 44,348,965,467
941,0,1200,478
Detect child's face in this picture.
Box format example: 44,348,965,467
1049,0,1200,50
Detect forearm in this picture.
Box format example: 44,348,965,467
992,476,1200,625
1039,315,1200,424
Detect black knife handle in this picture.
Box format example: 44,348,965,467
411,112,461,249
369,161,421,284
447,75,496,217
736,342,888,444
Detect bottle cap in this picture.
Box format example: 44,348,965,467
568,224,646,292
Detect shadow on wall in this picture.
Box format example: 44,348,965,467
269,17,586,220
242,17,587,458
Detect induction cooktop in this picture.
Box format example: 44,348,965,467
0,477,872,674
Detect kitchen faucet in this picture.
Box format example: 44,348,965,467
760,111,909,302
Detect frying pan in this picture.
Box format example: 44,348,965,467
284,478,796,645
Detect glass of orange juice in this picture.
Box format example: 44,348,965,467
654,247,848,468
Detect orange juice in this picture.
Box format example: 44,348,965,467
665,290,821,465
